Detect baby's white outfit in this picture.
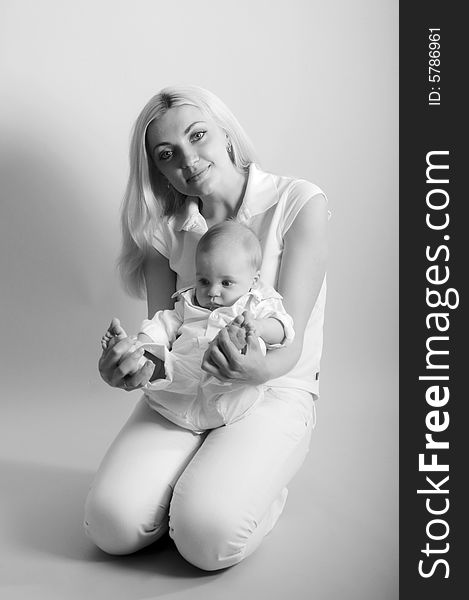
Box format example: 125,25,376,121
136,280,294,432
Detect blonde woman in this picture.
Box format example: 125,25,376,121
85,85,328,571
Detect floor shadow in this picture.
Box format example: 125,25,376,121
0,459,215,583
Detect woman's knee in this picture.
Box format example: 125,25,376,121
169,493,255,571
83,485,169,555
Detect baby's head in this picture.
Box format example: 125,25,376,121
195,221,261,310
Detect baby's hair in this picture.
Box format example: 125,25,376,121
196,221,262,271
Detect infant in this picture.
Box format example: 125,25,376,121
102,221,294,432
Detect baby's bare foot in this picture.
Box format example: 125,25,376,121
225,323,247,352
101,317,128,350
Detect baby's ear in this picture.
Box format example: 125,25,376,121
251,271,261,288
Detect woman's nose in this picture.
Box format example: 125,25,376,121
181,146,199,169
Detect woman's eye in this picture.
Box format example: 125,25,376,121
158,150,173,161
191,130,206,142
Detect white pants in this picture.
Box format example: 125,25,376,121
84,387,315,571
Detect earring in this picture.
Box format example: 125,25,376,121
227,140,232,154
165,179,174,196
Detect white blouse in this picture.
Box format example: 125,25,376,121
151,163,328,397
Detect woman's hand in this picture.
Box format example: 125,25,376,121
201,322,269,386
98,335,158,392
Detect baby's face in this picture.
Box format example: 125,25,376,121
195,247,258,310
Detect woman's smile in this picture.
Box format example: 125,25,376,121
186,164,211,184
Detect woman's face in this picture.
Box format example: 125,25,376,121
146,104,235,197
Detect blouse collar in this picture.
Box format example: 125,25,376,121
173,163,278,232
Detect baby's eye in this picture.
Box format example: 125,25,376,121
198,279,209,286
221,280,233,287
158,149,173,161
191,130,206,142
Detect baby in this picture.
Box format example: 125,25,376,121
102,221,294,432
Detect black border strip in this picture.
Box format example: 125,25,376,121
400,2,464,596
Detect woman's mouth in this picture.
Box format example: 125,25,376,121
186,165,211,184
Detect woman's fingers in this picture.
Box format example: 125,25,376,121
201,325,268,385
100,336,132,364
123,360,155,391
99,337,132,384
205,343,230,374
246,327,262,349
98,332,159,391
201,328,246,381
201,359,225,380
231,314,244,326
241,310,256,331
216,328,242,367
98,340,127,385
109,346,145,387
201,341,234,380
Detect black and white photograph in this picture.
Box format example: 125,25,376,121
0,0,419,598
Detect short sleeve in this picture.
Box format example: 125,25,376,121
281,179,329,235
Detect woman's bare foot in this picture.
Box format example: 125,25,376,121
101,317,128,350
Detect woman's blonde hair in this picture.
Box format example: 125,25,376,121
118,85,258,298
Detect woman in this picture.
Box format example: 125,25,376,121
85,85,328,571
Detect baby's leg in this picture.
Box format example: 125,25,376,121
101,317,128,350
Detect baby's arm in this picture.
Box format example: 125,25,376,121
125,298,186,368
249,317,286,346
227,314,286,353
240,294,295,349
138,299,184,349
232,313,286,346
